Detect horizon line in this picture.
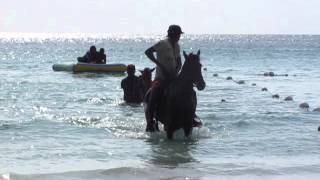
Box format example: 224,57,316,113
1,32,319,38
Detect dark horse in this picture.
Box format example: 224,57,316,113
144,50,205,139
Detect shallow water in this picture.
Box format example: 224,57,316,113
0,34,320,179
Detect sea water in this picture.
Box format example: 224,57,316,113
0,34,320,180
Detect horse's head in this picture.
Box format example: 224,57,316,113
139,67,155,90
140,67,155,82
182,50,206,90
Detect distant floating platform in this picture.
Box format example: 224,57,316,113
52,63,127,73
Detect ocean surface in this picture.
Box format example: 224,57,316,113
0,33,320,180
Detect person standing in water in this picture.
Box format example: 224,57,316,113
121,64,144,103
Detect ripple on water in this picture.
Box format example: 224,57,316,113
0,123,11,130
62,116,103,127
232,120,251,128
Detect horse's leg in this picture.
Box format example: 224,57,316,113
154,120,159,131
150,101,161,132
191,90,202,127
184,112,194,138
144,91,155,132
145,86,163,132
166,127,174,140
164,101,174,139
166,117,175,140
184,125,193,138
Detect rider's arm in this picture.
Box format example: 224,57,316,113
145,47,166,73
145,47,158,65
176,45,182,72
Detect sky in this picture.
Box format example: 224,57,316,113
0,0,319,34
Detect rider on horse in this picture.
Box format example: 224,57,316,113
144,25,201,132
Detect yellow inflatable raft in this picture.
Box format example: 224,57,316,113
53,63,127,73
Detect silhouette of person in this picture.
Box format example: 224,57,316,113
96,48,106,64
77,46,98,63
121,64,144,103
144,25,183,131
145,25,202,131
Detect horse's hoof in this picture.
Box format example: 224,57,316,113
155,123,160,132
167,133,173,140
146,127,154,132
193,120,202,128
146,120,159,132
146,124,155,132
146,127,155,132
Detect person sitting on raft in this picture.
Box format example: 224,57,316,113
121,64,144,103
77,46,98,63
96,48,106,64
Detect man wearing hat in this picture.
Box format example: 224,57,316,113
144,25,184,131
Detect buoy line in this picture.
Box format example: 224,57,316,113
212,73,320,112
